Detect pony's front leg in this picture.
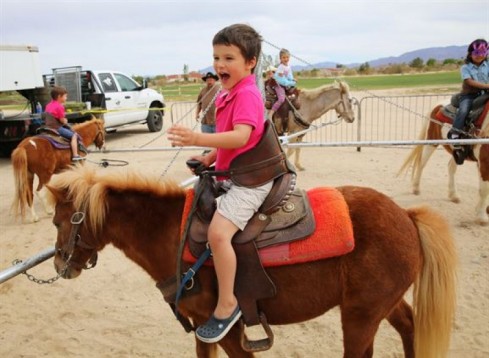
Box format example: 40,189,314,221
286,140,304,171
194,326,254,358
195,339,218,358
447,158,460,203
475,179,489,225
218,325,255,358
294,146,304,171
288,137,304,171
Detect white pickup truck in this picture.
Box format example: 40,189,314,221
47,66,165,132
0,45,165,154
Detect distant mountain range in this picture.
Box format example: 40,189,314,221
198,45,467,74
291,45,467,70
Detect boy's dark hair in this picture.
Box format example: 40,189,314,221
50,86,68,100
465,38,488,64
212,23,262,73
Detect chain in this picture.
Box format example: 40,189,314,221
11,259,61,285
159,146,185,180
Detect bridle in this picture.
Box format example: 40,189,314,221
93,127,106,149
335,88,354,121
55,211,98,274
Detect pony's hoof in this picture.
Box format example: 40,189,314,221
476,219,488,226
412,189,420,195
450,197,461,204
32,216,40,223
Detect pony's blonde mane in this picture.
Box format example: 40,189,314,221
300,80,349,101
47,166,184,233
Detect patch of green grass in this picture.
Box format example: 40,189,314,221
296,71,460,90
1,71,461,107
159,84,202,102
159,71,460,101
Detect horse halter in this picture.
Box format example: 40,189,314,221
94,127,105,149
335,89,354,121
56,211,98,273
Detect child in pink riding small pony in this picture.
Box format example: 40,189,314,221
44,86,84,162
167,23,272,343
268,48,297,119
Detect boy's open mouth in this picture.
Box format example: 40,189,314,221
219,73,230,81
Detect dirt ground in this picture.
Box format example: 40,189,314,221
0,88,488,357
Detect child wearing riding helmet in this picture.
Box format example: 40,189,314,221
449,38,489,146
269,48,297,119
167,23,273,343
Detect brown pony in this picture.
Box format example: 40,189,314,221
47,166,457,358
266,80,355,171
398,105,489,225
11,117,105,223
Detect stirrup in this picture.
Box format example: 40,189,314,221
239,312,274,352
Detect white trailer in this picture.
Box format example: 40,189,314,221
0,45,47,155
0,45,44,91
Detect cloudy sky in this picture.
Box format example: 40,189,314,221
1,0,488,77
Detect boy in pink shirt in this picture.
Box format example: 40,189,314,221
168,23,271,343
45,86,84,161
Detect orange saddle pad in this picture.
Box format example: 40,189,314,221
181,187,355,268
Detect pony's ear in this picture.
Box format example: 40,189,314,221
46,185,69,204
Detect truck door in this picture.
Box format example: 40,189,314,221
97,72,137,127
113,73,147,122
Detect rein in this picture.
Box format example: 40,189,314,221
285,95,310,129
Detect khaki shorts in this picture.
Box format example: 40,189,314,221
215,180,273,231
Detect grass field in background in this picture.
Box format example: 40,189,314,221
0,71,461,107
160,70,460,101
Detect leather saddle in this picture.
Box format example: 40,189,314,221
186,173,316,328
37,127,87,153
441,92,489,129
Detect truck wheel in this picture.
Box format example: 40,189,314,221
146,106,163,132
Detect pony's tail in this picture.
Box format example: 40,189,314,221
10,146,31,219
397,114,430,180
407,206,457,358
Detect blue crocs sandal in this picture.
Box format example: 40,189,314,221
195,306,242,343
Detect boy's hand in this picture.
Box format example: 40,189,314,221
167,124,196,147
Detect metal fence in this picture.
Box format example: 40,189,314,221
169,94,451,147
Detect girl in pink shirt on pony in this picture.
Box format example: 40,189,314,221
167,23,272,343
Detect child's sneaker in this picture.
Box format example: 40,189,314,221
72,156,85,162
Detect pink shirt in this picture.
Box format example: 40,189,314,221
214,74,265,176
45,100,65,120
